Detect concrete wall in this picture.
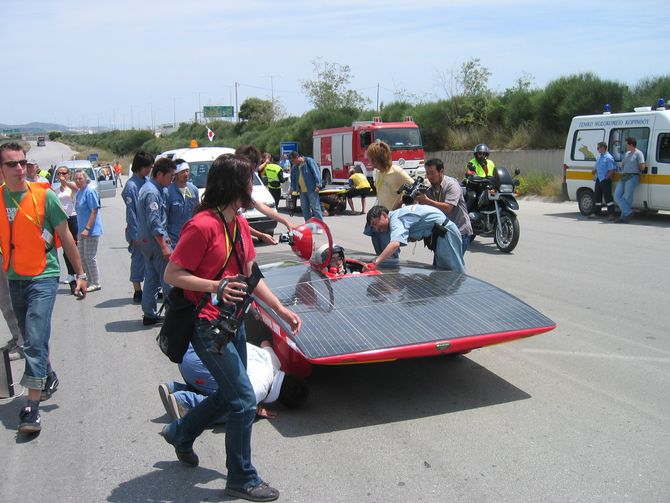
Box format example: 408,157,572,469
426,149,564,178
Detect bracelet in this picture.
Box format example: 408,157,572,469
84,226,91,231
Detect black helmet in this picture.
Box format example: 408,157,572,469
474,144,490,158
321,244,345,264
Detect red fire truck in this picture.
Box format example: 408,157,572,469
313,116,425,185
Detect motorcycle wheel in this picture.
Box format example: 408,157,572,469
494,211,520,253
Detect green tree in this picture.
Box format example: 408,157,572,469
238,97,278,126
301,59,369,110
457,57,492,97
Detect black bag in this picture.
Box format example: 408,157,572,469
156,287,206,364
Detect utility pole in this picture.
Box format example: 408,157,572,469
376,83,380,112
172,97,176,128
130,105,134,129
235,82,239,122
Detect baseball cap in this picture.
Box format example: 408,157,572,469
27,159,38,165
174,161,190,174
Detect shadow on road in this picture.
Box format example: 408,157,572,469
105,320,158,333
107,461,226,502
95,298,134,308
267,355,530,438
546,210,670,228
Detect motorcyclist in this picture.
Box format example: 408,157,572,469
465,144,495,178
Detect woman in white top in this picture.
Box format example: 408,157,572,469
56,168,79,284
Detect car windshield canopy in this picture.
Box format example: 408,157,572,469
373,128,422,149
187,160,263,189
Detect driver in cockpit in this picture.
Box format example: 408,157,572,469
320,243,347,275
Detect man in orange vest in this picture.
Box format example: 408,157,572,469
0,142,88,434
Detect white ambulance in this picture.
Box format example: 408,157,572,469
563,104,670,215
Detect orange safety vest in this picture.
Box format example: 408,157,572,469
0,182,51,276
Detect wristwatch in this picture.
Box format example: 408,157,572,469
76,273,88,280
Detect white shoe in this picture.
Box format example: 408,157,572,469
63,275,75,284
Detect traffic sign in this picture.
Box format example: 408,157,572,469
88,153,99,162
280,141,299,155
203,106,234,118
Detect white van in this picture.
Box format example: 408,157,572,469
156,147,278,234
563,106,670,215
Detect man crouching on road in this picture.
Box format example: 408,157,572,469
364,204,465,273
0,142,88,434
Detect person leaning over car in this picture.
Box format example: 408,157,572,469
415,158,473,255
364,204,465,273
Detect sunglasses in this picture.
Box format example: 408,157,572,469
2,159,28,168
57,171,69,176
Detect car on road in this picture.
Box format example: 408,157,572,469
157,146,278,235
50,160,117,200
36,136,46,146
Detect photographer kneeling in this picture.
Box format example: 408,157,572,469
162,153,301,503
364,204,465,273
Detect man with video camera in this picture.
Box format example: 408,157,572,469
162,153,301,502
414,158,472,255
364,204,465,273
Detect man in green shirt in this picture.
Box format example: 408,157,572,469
0,142,87,434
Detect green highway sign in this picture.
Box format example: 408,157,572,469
2,129,20,134
203,105,234,118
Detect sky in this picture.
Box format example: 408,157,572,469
2,0,669,129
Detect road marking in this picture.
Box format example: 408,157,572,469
520,348,670,364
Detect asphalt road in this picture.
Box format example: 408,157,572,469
1,154,669,502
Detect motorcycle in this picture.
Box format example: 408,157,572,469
463,167,521,253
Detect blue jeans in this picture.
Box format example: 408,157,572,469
433,222,466,273
614,174,639,218
9,277,58,390
299,191,323,221
140,244,170,318
461,234,471,256
162,319,260,491
172,387,229,425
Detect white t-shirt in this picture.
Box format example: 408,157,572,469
58,186,76,217
246,344,283,404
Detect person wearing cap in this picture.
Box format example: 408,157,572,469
26,160,48,183
158,340,308,422
289,151,323,221
166,159,199,245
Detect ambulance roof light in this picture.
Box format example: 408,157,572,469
603,104,611,115
657,98,666,110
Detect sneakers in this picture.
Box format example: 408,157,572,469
133,290,143,303
18,405,42,434
225,482,279,502
86,284,102,292
158,383,185,421
143,315,165,326
40,371,59,401
159,426,199,467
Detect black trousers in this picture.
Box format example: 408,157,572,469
594,178,614,215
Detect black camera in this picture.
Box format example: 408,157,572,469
209,262,264,354
397,176,429,205
278,232,293,244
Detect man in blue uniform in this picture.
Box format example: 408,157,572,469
137,157,176,325
365,204,465,273
121,151,154,303
289,151,323,221
166,160,199,244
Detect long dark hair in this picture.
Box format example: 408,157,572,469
197,154,254,213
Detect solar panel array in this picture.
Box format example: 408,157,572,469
258,261,554,359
